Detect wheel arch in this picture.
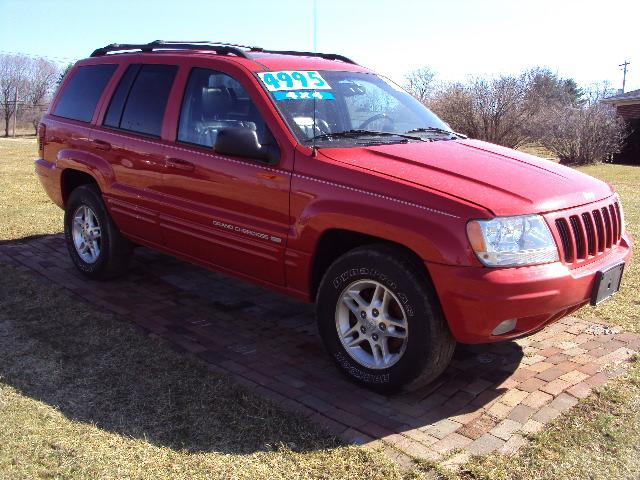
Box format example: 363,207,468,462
57,148,114,206
309,227,431,301
60,169,100,206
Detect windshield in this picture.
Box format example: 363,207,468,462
257,70,455,146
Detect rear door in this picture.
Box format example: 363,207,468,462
46,62,119,187
93,62,179,246
159,65,292,286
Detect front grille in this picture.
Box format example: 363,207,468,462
581,212,595,256
569,215,585,259
554,201,622,265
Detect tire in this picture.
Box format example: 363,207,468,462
316,244,455,392
64,184,131,279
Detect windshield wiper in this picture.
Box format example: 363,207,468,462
307,129,428,143
405,127,466,138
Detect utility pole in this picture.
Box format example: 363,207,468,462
12,84,18,138
619,60,630,93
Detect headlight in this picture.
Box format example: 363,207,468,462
466,215,559,267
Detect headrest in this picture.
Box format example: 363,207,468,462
202,87,232,117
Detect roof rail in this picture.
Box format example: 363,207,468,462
90,40,251,58
251,49,357,65
89,40,358,65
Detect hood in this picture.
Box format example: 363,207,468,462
320,138,613,216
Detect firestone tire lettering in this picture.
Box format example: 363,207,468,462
334,352,390,384
332,267,413,317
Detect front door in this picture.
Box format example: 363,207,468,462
159,67,291,286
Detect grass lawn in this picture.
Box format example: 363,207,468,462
517,144,558,160
0,262,412,480
571,164,640,333
0,139,414,479
0,137,62,241
0,137,638,479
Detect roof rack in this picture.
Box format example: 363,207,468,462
90,40,251,58
251,49,357,65
89,40,358,65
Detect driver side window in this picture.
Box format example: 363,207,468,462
178,68,273,148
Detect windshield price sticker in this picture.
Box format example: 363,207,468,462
258,71,331,91
273,91,335,100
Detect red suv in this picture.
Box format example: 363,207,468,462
35,41,632,390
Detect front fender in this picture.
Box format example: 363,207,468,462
285,193,480,299
296,198,463,264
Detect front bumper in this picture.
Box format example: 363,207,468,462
428,234,633,344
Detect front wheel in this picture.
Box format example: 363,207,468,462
316,244,455,392
64,184,131,279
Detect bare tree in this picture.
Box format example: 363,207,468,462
0,54,29,137
404,67,437,104
537,85,627,165
0,54,60,136
416,69,580,149
428,73,536,148
404,65,623,163
24,58,59,133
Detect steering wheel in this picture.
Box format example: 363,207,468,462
359,113,395,131
315,118,331,135
303,118,331,139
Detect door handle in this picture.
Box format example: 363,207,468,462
257,172,284,181
92,139,111,151
166,157,195,172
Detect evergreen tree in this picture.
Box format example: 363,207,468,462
563,79,585,105
56,63,74,87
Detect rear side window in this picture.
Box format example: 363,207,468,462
53,64,117,122
103,64,141,128
104,64,177,137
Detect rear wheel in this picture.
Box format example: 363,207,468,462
316,244,455,392
64,184,131,279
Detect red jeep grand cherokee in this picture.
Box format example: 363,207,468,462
35,41,632,390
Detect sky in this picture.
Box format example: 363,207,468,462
1,0,639,92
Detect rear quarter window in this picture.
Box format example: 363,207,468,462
53,64,117,122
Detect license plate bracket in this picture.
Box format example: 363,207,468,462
590,262,625,306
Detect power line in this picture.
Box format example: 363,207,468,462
0,50,79,65
1,102,51,107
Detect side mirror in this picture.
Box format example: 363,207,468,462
214,127,279,164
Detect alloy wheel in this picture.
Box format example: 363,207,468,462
335,280,409,369
71,205,102,264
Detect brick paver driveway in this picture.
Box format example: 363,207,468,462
1,235,638,467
